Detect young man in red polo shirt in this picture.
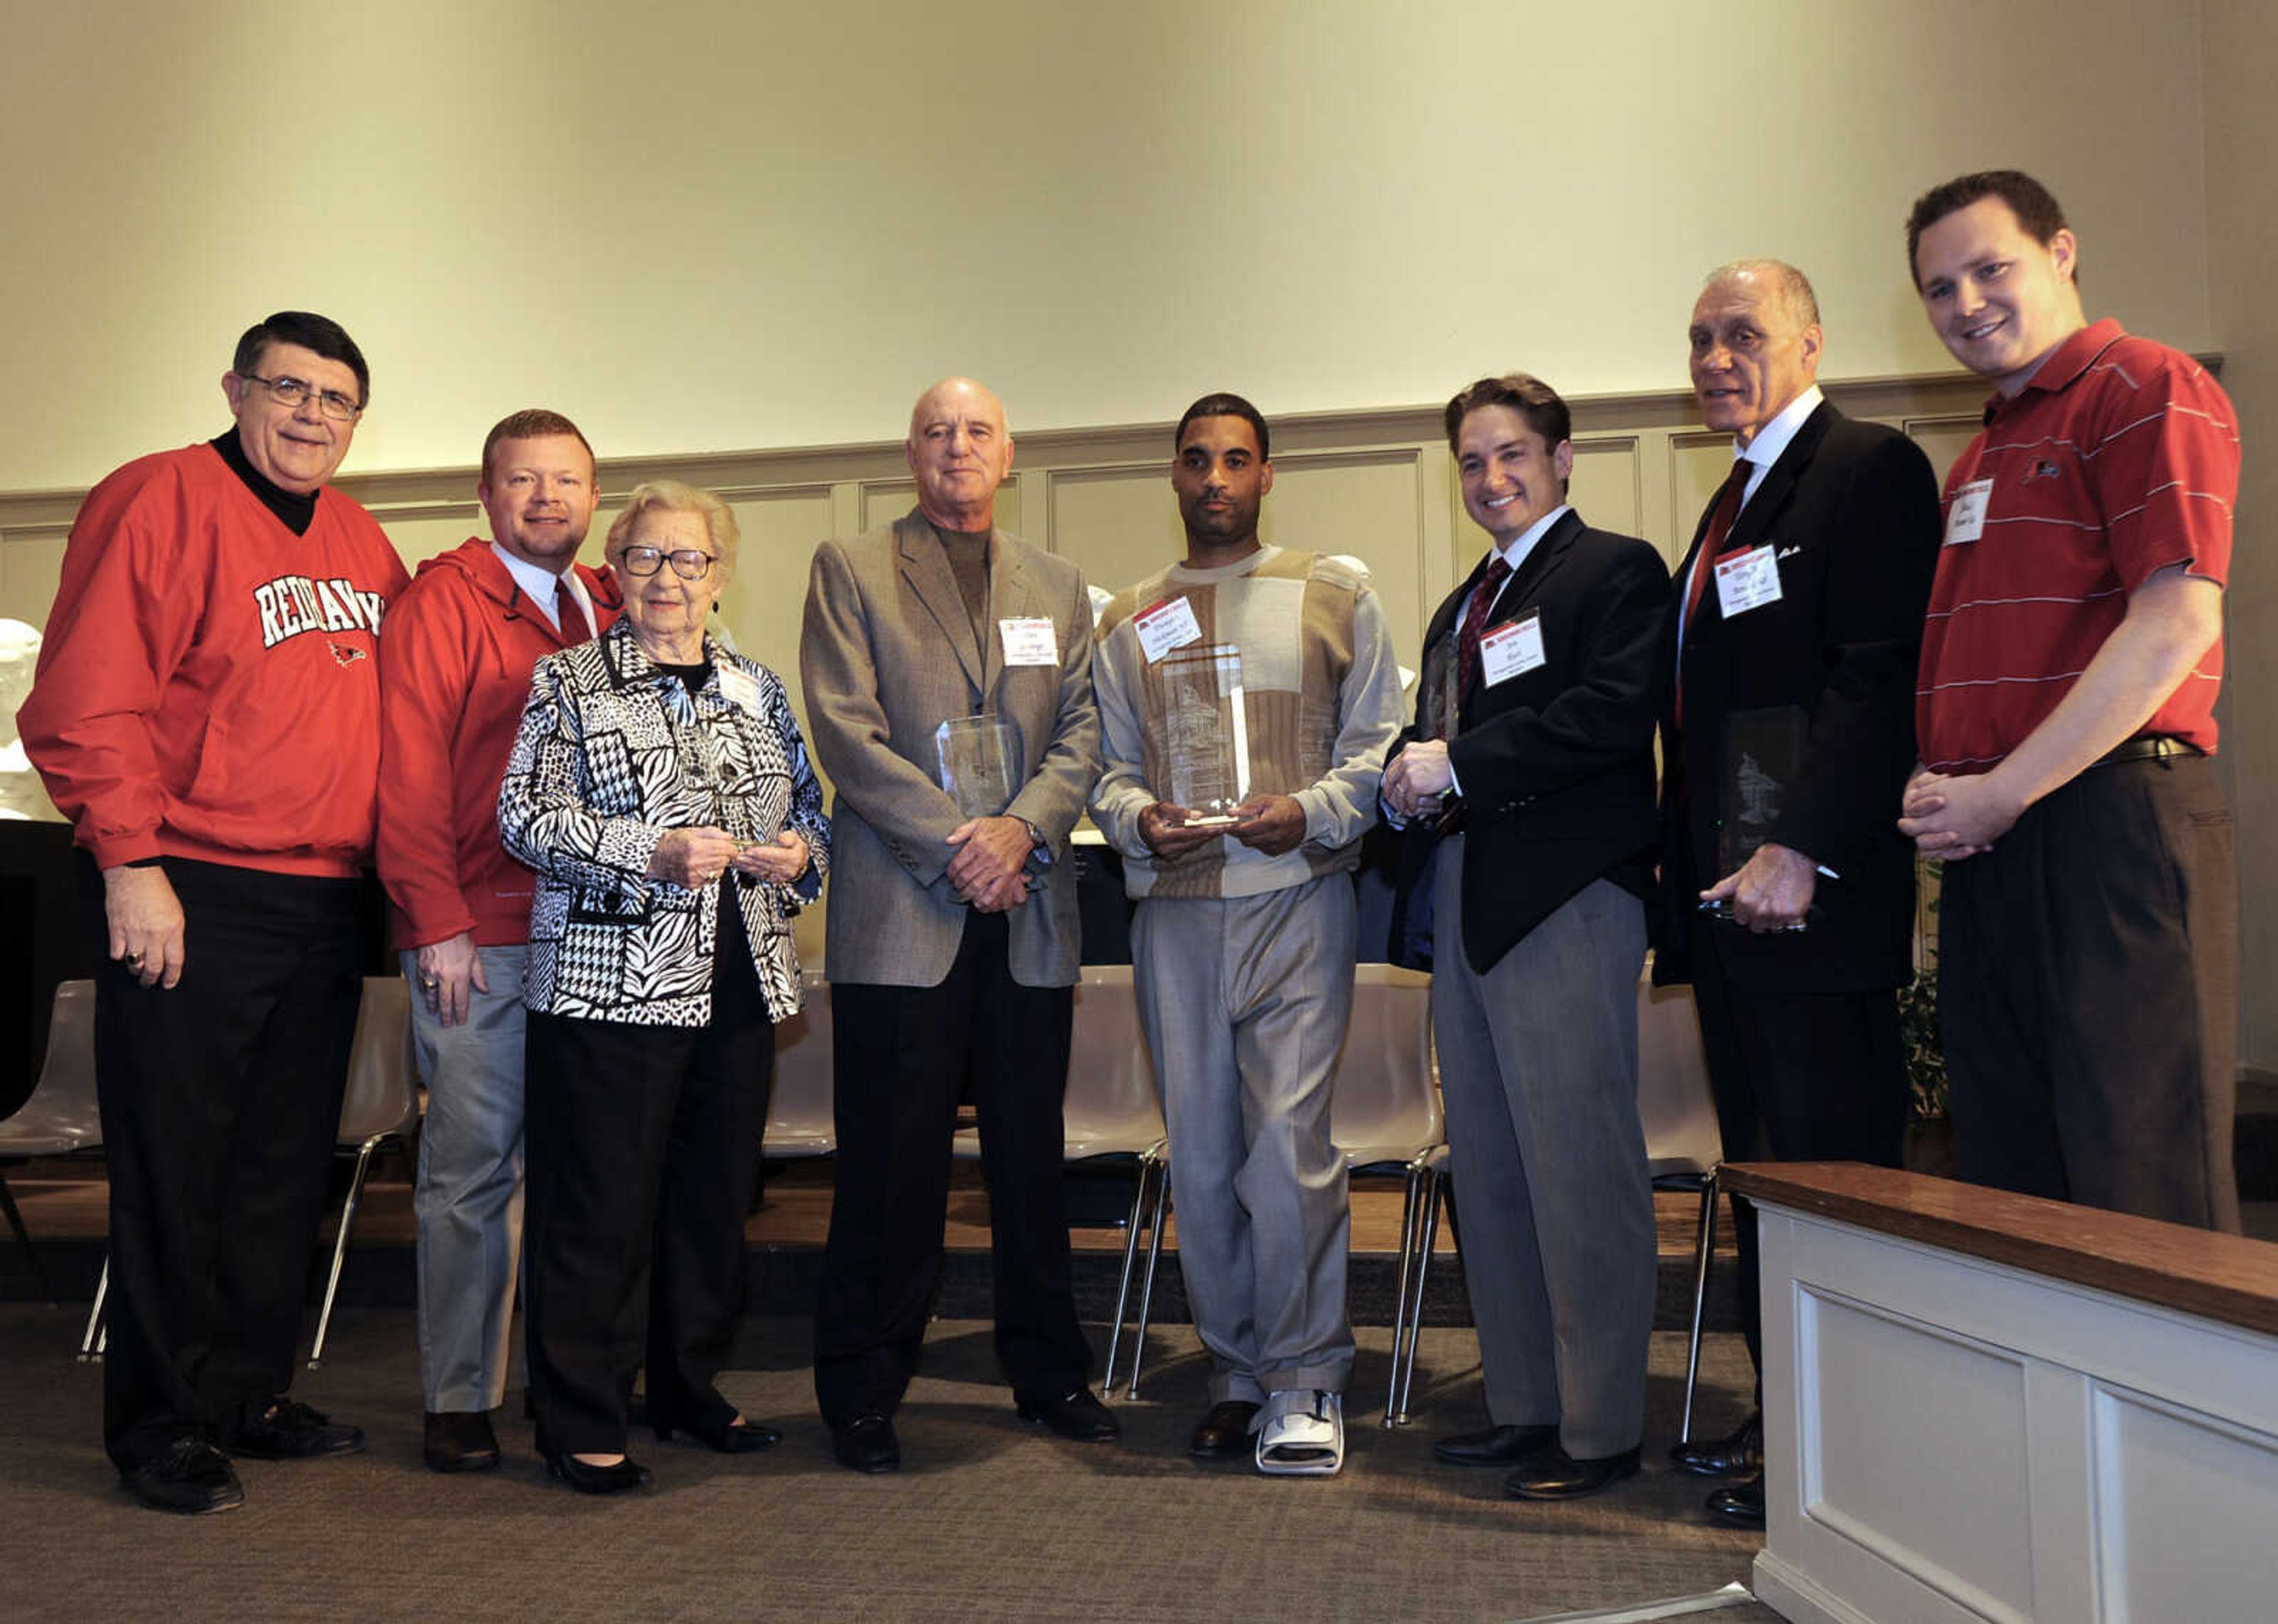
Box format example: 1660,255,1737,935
1899,170,2240,1232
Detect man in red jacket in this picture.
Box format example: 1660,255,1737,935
21,311,410,1514
377,409,620,1472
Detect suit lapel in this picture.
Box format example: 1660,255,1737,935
895,510,986,698
981,527,1028,695
1492,510,1582,624
1687,401,1838,641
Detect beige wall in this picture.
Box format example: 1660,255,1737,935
1,1,2211,491
1,1,2265,1056
2203,1,2276,1071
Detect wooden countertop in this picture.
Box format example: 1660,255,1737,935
1722,1161,2278,1339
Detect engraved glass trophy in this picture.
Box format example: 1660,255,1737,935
934,712,1016,819
1156,643,1248,826
1702,704,1809,927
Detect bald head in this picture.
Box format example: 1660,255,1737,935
1701,259,1819,329
1688,260,1826,447
906,377,1014,531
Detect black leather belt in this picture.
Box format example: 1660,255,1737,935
2091,734,2204,769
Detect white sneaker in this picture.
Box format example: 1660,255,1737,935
1256,1389,1343,1476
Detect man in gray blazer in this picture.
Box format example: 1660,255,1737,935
800,377,1113,1472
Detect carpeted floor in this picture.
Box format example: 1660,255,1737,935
0,1310,1766,1623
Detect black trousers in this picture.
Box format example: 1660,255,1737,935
90,856,364,1470
1687,912,1908,1387
813,909,1089,1426
523,944,775,1456
1940,754,2238,1232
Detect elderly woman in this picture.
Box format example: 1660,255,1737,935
498,479,829,1494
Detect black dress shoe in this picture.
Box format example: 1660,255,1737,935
1434,1423,1558,1467
545,1451,654,1495
1189,1399,1262,1459
1669,1411,1762,1479
654,1410,784,1454
831,1412,901,1473
1016,1386,1121,1442
121,1437,244,1515
228,1398,365,1460
1503,1445,1642,1501
424,1410,501,1473
1707,1472,1767,1527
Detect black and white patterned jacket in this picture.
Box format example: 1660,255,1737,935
497,622,831,1026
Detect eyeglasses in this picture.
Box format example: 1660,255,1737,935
241,373,365,421
617,546,717,579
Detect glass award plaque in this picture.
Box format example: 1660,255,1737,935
1418,633,1461,746
934,712,1016,819
1702,704,1809,927
1156,643,1248,826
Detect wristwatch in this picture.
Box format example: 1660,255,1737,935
1016,815,1053,867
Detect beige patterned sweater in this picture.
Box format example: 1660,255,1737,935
1090,546,1403,899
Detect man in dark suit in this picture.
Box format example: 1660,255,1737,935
800,377,1113,1473
1657,261,1942,1526
1382,374,1669,1502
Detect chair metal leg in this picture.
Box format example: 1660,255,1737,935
1681,1170,1719,1443
1382,1160,1426,1428
1396,1166,1443,1426
1104,1148,1159,1391
308,1135,382,1370
79,1255,109,1362
1127,1160,1172,1399
0,1172,54,1304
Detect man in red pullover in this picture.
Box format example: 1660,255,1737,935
377,409,620,1473
21,311,410,1514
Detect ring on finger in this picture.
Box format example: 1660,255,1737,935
125,950,144,967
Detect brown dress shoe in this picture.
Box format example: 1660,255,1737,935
424,1409,501,1473
1189,1400,1262,1459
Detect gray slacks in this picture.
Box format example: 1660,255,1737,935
405,944,528,1413
1433,846,1654,1459
1132,876,1357,1403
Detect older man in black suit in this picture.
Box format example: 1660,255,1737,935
1656,260,1942,1526
1383,373,1670,1502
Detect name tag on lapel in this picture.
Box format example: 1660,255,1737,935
717,665,762,716
999,617,1058,667
1479,615,1546,685
1714,544,1783,619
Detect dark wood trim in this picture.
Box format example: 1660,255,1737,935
1723,1161,2278,1338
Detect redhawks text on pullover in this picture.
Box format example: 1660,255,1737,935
20,442,410,877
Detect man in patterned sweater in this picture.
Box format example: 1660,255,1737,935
1091,393,1404,1475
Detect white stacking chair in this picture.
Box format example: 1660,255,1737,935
1383,964,1726,1432
763,971,837,1163
306,976,422,1367
0,980,101,1311
1118,964,1441,1421
940,966,1167,1390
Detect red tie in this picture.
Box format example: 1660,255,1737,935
1455,555,1513,711
555,579,591,647
1675,458,1754,728
1682,458,1754,639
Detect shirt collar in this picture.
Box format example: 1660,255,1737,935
1986,317,2125,421
1738,385,1824,471
1493,504,1571,576
489,540,588,631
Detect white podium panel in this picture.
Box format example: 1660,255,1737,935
1745,1192,2278,1624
